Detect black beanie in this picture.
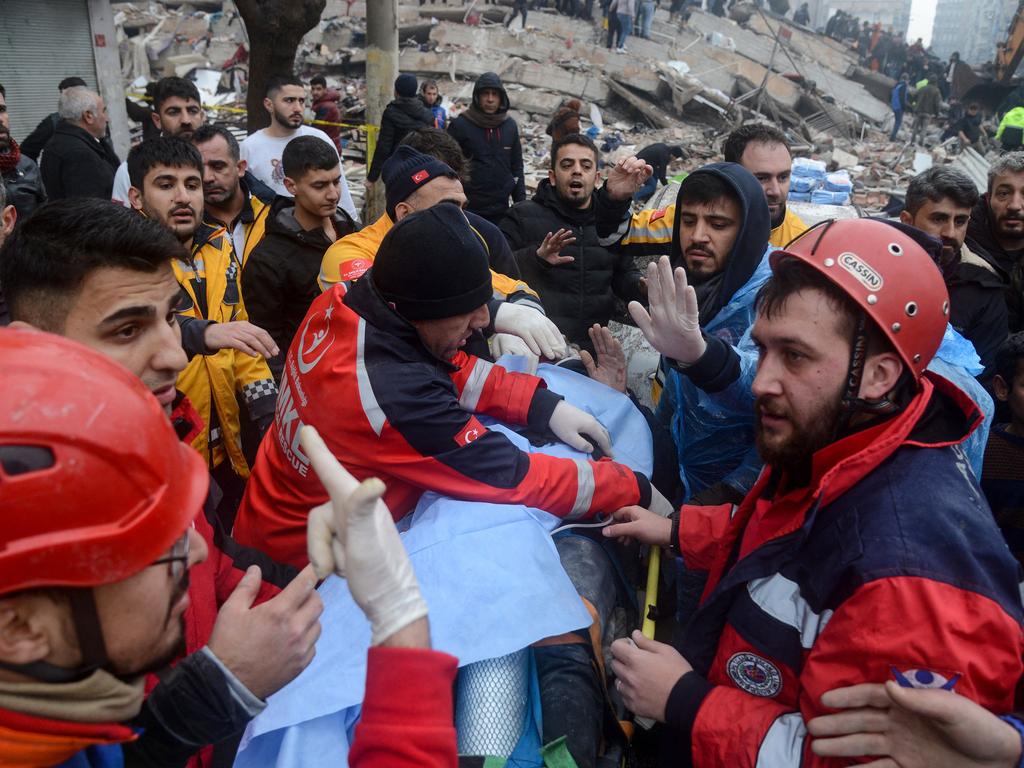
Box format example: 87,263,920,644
395,73,418,98
371,203,492,321
383,145,459,220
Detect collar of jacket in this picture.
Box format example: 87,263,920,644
738,371,981,551
0,705,136,767
203,172,274,231
342,275,462,373
265,195,354,244
534,178,595,225
54,121,106,152
191,221,227,256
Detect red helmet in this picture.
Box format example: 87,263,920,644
0,329,208,595
770,218,949,378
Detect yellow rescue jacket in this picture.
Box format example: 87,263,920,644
173,223,277,476
203,177,274,269
769,206,808,248
318,211,539,302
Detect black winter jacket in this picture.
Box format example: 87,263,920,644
968,195,1024,332
948,240,1008,384
242,196,357,379
2,152,46,218
39,121,120,200
448,73,526,223
366,96,436,182
501,179,644,348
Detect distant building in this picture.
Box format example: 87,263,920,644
802,0,912,38
932,0,1018,65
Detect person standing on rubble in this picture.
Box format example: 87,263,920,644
420,79,448,129
310,75,344,152
911,77,942,146
365,73,435,190
723,124,807,248
890,73,910,142
447,72,526,225
608,0,636,52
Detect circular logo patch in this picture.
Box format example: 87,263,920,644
726,652,783,698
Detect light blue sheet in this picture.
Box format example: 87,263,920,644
234,361,653,767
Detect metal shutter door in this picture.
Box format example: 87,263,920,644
0,0,98,143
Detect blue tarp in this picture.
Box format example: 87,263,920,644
234,362,653,767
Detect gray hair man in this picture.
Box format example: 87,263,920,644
39,86,121,199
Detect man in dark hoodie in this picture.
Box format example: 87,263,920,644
596,162,773,503
967,152,1024,332
243,135,357,379
365,73,435,189
501,133,645,350
448,72,526,225
900,166,1007,383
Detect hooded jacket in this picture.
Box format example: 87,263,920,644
595,163,773,499
39,121,120,200
447,73,526,222
242,196,357,379
967,194,1024,331
663,373,1024,767
234,277,656,567
501,178,644,348
947,240,1008,383
367,96,436,182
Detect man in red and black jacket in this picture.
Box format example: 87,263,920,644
1,199,322,766
604,220,1024,767
235,202,670,568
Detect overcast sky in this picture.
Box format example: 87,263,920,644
907,0,938,45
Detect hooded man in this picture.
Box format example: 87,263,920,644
967,152,1024,332
602,219,1023,768
597,162,774,503
365,73,436,187
448,72,526,225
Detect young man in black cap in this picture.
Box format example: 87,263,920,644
364,73,435,191
448,72,526,225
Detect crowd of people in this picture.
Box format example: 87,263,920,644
3,57,1024,768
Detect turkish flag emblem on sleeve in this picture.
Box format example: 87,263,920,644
454,415,487,447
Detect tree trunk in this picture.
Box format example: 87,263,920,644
235,0,326,133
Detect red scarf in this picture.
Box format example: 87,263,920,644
0,135,21,174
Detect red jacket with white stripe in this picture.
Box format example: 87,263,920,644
234,277,654,567
665,373,1024,767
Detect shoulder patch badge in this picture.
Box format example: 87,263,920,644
649,208,667,223
891,667,961,691
727,652,783,698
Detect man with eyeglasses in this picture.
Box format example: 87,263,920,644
0,330,459,767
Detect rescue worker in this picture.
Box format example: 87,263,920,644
604,219,1024,766
192,124,276,268
320,145,566,363
723,123,808,248
900,166,1007,383
1,199,321,766
996,106,1024,152
127,137,278,496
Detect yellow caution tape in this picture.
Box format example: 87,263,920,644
641,545,660,639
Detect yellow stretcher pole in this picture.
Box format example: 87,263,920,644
641,545,660,639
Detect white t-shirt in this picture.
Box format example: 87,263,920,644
240,125,359,224
111,161,132,207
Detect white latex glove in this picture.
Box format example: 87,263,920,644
628,255,707,365
493,302,567,360
648,485,675,518
548,400,613,457
490,332,539,374
301,426,428,645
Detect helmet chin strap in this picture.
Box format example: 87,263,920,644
834,312,897,440
0,589,109,684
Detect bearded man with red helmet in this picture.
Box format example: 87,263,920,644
602,219,1024,767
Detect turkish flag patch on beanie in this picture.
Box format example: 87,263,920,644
412,169,430,184
454,415,487,447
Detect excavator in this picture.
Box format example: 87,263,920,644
958,1,1024,112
